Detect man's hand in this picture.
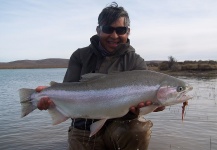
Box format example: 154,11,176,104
35,86,48,92
130,101,165,115
36,86,55,110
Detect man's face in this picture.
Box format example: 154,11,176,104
97,17,130,53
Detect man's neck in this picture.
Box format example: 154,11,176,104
98,42,115,57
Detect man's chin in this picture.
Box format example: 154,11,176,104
107,47,117,53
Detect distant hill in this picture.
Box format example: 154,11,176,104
0,59,165,69
0,58,69,69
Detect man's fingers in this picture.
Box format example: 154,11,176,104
129,106,140,115
130,106,136,113
137,103,145,108
130,101,165,115
36,86,48,92
37,97,50,110
144,101,152,106
48,99,55,107
137,101,152,109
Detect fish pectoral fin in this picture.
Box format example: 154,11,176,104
48,107,69,125
89,119,107,137
139,105,158,115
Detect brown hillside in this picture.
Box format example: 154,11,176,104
0,58,69,69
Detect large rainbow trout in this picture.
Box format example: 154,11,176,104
19,70,193,136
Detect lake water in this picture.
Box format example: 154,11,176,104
0,69,216,150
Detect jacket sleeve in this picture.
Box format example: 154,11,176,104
63,49,82,82
133,53,148,70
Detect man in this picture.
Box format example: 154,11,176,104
37,2,164,150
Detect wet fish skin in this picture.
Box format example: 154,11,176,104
19,70,193,137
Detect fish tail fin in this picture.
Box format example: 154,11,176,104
19,88,37,118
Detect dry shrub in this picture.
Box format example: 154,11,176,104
148,62,159,67
198,60,209,64
209,60,217,65
184,60,197,64
171,63,181,71
181,64,198,70
198,64,217,70
158,61,169,70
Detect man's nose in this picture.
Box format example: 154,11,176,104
110,30,119,38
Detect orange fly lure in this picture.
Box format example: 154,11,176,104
182,101,188,121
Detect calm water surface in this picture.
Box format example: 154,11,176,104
0,69,216,150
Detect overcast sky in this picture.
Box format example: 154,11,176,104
1,0,217,62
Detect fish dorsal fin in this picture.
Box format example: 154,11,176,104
80,73,106,82
50,81,59,86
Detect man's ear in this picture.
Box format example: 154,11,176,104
96,26,100,35
127,28,130,35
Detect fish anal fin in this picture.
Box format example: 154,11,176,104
90,119,107,137
139,105,158,115
48,107,69,125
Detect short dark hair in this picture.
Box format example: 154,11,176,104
98,2,130,27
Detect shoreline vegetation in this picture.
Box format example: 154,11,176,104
0,58,217,78
147,56,217,78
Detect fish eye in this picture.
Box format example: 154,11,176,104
177,86,185,92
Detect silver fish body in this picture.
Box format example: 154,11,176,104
19,70,193,136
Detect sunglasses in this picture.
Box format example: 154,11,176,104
99,26,128,35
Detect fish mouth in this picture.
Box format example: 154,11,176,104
187,85,193,91
179,94,193,101
179,85,194,101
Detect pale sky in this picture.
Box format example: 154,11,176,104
1,0,217,62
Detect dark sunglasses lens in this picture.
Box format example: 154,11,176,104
101,26,127,35
116,27,127,35
102,26,114,34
